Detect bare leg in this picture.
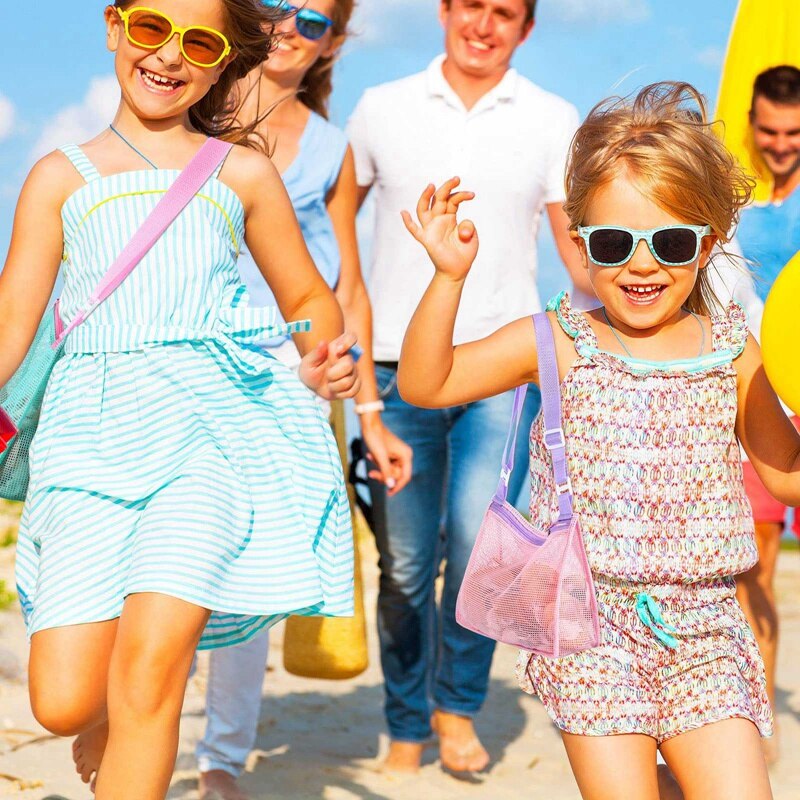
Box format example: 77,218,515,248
736,522,781,762
29,620,118,786
431,709,489,772
660,718,772,800
93,593,211,799
560,731,660,800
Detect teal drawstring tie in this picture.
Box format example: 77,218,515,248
636,593,679,649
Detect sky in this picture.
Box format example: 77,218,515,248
0,0,740,300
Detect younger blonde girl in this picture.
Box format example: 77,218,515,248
397,82,799,799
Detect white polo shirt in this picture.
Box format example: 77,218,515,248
347,55,579,361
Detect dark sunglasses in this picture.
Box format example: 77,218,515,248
576,225,713,267
262,0,334,42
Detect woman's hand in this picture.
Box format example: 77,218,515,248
299,332,361,400
401,178,478,282
359,416,412,496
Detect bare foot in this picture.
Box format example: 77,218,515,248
431,709,490,773
199,770,251,800
380,741,424,774
72,722,109,788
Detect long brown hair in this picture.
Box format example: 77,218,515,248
114,0,289,146
298,0,355,119
564,82,755,315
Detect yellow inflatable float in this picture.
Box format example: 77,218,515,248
761,252,800,415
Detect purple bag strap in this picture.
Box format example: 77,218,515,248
495,312,574,528
54,138,234,348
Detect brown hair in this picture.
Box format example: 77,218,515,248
751,65,800,111
114,0,288,147
298,0,356,119
564,82,755,315
442,0,537,25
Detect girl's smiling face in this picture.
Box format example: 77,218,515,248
572,170,717,333
105,0,234,123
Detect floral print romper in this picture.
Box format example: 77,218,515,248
516,293,772,743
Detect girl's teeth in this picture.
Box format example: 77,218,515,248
624,285,664,301
141,69,181,91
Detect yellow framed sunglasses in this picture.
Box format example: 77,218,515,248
115,6,232,68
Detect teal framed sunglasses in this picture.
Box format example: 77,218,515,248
576,224,713,267
262,0,334,41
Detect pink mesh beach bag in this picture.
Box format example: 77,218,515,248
456,313,600,658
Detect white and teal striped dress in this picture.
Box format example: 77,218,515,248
15,145,353,649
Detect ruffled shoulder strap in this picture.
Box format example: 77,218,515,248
711,301,749,359
546,291,598,357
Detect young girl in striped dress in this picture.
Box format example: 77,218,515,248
0,2,358,796
398,82,800,799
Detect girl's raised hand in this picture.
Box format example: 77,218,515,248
401,178,478,282
299,332,361,401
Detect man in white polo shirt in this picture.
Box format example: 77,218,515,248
347,0,590,774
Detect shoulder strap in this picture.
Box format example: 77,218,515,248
495,313,574,528
59,145,102,183
54,138,234,347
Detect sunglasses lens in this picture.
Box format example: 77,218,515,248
127,9,172,48
296,12,329,40
183,28,228,65
588,229,634,265
652,228,698,264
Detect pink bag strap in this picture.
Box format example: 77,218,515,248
496,312,574,529
54,138,234,347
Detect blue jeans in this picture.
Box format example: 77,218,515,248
371,365,540,742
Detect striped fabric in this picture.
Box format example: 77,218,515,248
15,145,354,649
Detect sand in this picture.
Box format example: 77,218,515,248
0,529,798,799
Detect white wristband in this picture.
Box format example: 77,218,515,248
354,400,385,415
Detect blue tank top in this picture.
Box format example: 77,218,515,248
238,112,349,312
736,187,800,302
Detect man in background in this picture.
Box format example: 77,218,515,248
347,0,590,774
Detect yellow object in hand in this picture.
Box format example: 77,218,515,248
762,251,800,415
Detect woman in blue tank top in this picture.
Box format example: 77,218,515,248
196,4,412,798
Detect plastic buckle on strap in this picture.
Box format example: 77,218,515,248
555,478,572,495
544,427,566,450
500,466,512,484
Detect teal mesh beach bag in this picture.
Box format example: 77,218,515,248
0,138,234,502
0,305,63,500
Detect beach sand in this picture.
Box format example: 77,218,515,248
1,527,798,799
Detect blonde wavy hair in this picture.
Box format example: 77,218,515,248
564,82,755,315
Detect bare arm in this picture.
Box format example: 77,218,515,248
330,149,378,405
736,334,800,505
226,146,358,399
546,202,594,299
397,180,539,408
231,147,344,353
0,153,75,387
328,148,412,493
